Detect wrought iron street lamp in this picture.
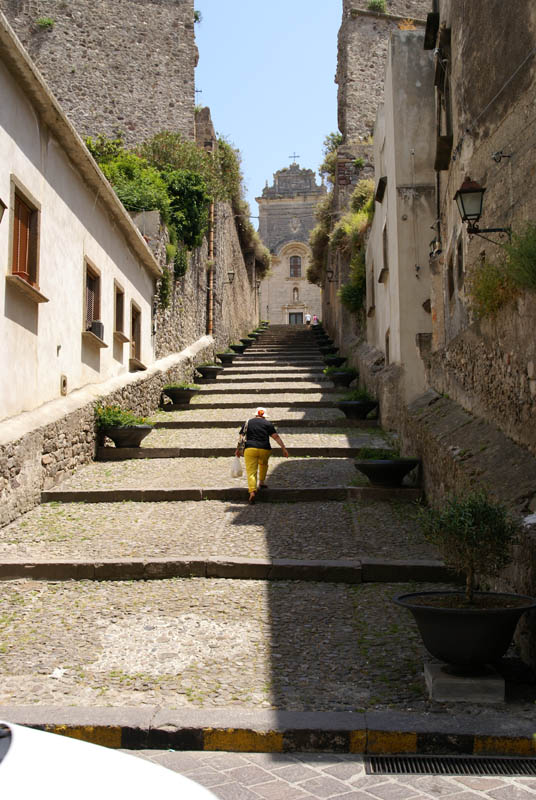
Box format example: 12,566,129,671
454,178,511,241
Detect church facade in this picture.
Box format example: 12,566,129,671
257,163,325,324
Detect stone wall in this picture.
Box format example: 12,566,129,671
336,0,429,142
0,335,214,528
1,0,197,146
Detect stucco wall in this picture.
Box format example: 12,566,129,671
0,56,156,421
1,0,197,146
0,334,214,528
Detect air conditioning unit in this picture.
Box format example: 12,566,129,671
90,320,104,339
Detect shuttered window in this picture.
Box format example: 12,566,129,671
85,264,100,330
114,285,124,332
12,193,38,285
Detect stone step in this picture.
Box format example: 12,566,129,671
199,376,330,384
163,401,342,409
41,486,422,503
153,418,374,428
219,367,326,375
0,577,451,712
97,446,369,459
193,386,341,395
0,707,532,755
2,499,436,563
128,427,387,449
0,557,453,583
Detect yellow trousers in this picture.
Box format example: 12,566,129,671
244,447,271,493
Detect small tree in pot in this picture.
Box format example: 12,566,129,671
420,490,521,605
395,490,536,668
95,405,153,448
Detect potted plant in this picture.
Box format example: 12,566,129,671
229,342,246,354
354,445,420,487
195,362,224,379
216,349,236,365
323,365,356,388
240,337,255,348
323,355,347,369
95,405,153,448
336,388,378,419
161,382,201,404
395,490,536,669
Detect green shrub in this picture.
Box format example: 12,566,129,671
419,490,521,603
99,151,169,216
368,0,386,11
36,16,54,28
350,180,375,214
165,243,177,264
174,247,189,279
323,366,354,375
165,169,210,249
504,222,536,291
357,447,399,460
341,388,373,402
158,266,172,309
338,250,366,313
469,260,517,319
95,406,152,428
163,383,201,390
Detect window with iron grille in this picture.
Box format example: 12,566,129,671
114,284,125,333
289,256,301,278
12,192,39,286
85,263,100,331
131,304,141,360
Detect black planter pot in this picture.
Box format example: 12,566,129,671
196,365,224,379
102,425,152,448
354,458,420,487
216,352,236,365
162,387,200,404
336,400,378,419
229,343,246,354
324,356,347,368
329,371,357,388
248,332,260,339
240,337,254,348
394,591,536,669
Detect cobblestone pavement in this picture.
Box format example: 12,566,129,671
186,393,345,405
0,578,534,716
0,500,438,560
195,382,336,391
142,427,387,449
127,750,536,799
151,407,347,422
51,456,360,490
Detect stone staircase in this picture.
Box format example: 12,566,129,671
0,324,467,741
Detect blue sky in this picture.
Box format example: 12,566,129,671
194,2,341,219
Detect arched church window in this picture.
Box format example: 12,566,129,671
293,287,299,303
290,256,301,277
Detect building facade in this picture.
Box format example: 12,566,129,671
365,29,435,404
0,12,161,421
257,163,325,324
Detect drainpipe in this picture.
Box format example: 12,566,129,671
206,201,215,335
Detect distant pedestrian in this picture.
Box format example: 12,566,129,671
305,312,311,326
312,314,319,326
236,407,288,504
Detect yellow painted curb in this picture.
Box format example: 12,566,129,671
368,730,417,754
474,736,536,756
46,724,122,748
349,729,367,753
204,728,283,753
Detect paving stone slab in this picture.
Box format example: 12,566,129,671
141,427,387,449
1,500,438,562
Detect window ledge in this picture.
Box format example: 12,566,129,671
6,274,49,303
378,267,389,284
82,330,108,349
113,331,130,343
129,357,147,372
367,305,376,318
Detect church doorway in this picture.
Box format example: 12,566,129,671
288,312,303,325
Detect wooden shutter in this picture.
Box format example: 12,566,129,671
85,268,99,330
12,195,31,278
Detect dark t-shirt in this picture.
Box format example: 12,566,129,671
240,416,277,450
